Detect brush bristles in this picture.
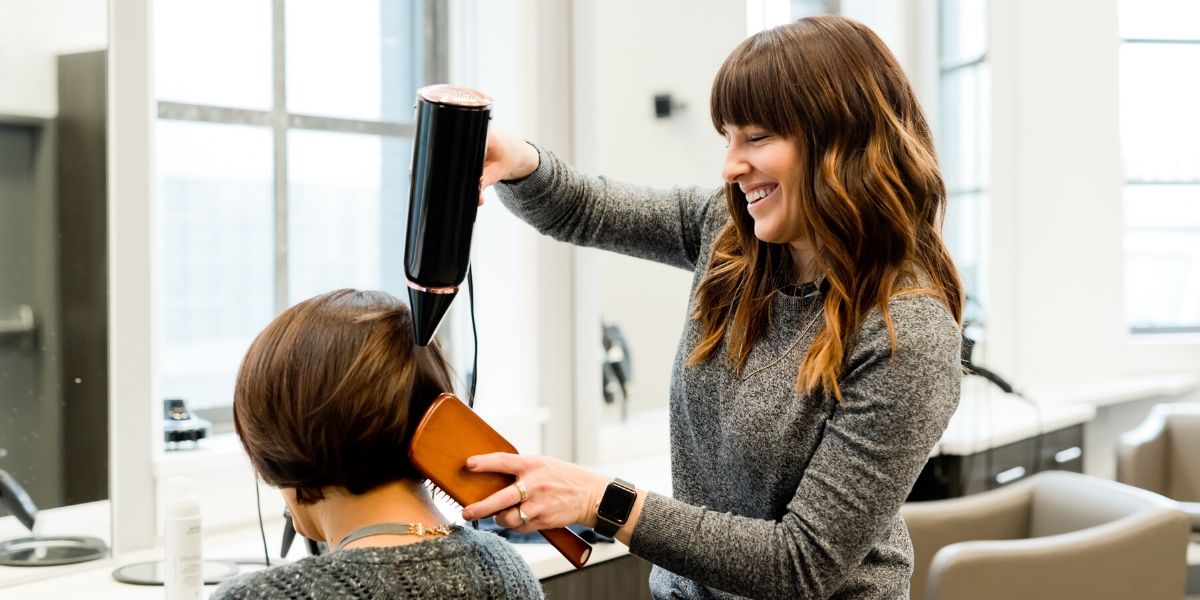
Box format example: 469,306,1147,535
424,480,463,509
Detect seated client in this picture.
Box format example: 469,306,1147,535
212,288,544,599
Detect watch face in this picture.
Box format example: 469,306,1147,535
598,483,637,524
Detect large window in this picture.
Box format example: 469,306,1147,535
1119,0,1200,334
938,0,988,314
155,0,445,417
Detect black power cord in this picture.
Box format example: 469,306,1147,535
962,332,1045,486
467,268,478,408
255,474,270,567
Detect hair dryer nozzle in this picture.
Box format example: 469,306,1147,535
409,286,458,346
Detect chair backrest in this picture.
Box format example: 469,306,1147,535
1164,409,1200,502
902,481,1032,600
1029,471,1170,537
928,506,1189,600
917,472,1191,600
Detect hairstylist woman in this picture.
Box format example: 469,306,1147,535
461,16,963,600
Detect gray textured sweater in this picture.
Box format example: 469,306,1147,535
495,147,962,600
209,527,544,599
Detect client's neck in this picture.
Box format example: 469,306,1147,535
308,480,451,550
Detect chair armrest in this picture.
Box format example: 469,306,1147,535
927,507,1191,600
1181,501,1200,530
1117,412,1169,495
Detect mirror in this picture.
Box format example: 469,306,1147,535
0,0,109,555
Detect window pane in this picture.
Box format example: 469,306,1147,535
945,191,985,300
789,0,834,19
286,0,422,122
157,121,275,410
1119,0,1200,40
1123,184,1200,330
939,63,990,193
1124,184,1200,230
287,130,410,303
155,0,273,109
1125,231,1200,330
939,0,987,65
1120,44,1200,182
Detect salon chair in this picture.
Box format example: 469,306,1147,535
1117,403,1200,530
901,470,1189,600
1116,403,1200,594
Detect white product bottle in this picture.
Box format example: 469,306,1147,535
164,476,203,600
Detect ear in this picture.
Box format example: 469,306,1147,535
281,489,319,540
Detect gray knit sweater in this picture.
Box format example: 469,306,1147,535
495,147,962,600
209,527,544,599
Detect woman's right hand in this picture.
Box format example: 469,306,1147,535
479,125,540,204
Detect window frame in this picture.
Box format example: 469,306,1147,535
937,0,990,340
1118,34,1200,335
109,0,452,553
155,0,449,425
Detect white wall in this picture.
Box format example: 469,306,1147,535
573,0,746,420
0,0,107,117
448,0,581,458
989,0,1122,387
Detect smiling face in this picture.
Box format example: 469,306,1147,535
721,124,808,246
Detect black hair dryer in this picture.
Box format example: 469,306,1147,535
405,84,492,347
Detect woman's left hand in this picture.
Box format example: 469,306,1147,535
459,453,608,534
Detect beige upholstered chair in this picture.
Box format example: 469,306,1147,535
901,471,1190,600
1117,403,1200,530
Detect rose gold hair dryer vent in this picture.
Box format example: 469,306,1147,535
405,85,492,346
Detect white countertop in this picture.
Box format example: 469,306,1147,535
0,454,673,598
1024,373,1200,407
934,372,1200,457
934,378,1096,456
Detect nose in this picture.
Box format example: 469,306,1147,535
722,145,750,184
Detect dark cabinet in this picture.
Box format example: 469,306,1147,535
908,424,1084,501
541,555,653,600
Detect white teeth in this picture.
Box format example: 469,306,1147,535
745,186,775,204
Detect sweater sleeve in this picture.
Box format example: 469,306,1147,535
493,144,726,271
627,295,963,599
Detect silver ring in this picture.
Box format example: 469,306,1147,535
514,479,528,503
517,504,530,526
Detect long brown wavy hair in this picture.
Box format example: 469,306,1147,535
690,16,963,401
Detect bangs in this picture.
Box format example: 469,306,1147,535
710,28,802,137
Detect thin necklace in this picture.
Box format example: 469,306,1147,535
336,522,457,552
739,295,823,381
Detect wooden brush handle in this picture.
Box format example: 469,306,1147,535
409,393,593,569
540,527,592,569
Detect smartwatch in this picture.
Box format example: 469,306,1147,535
594,478,637,538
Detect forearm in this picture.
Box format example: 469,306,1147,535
494,144,720,271
624,492,838,600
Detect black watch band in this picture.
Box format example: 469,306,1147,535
594,478,637,538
